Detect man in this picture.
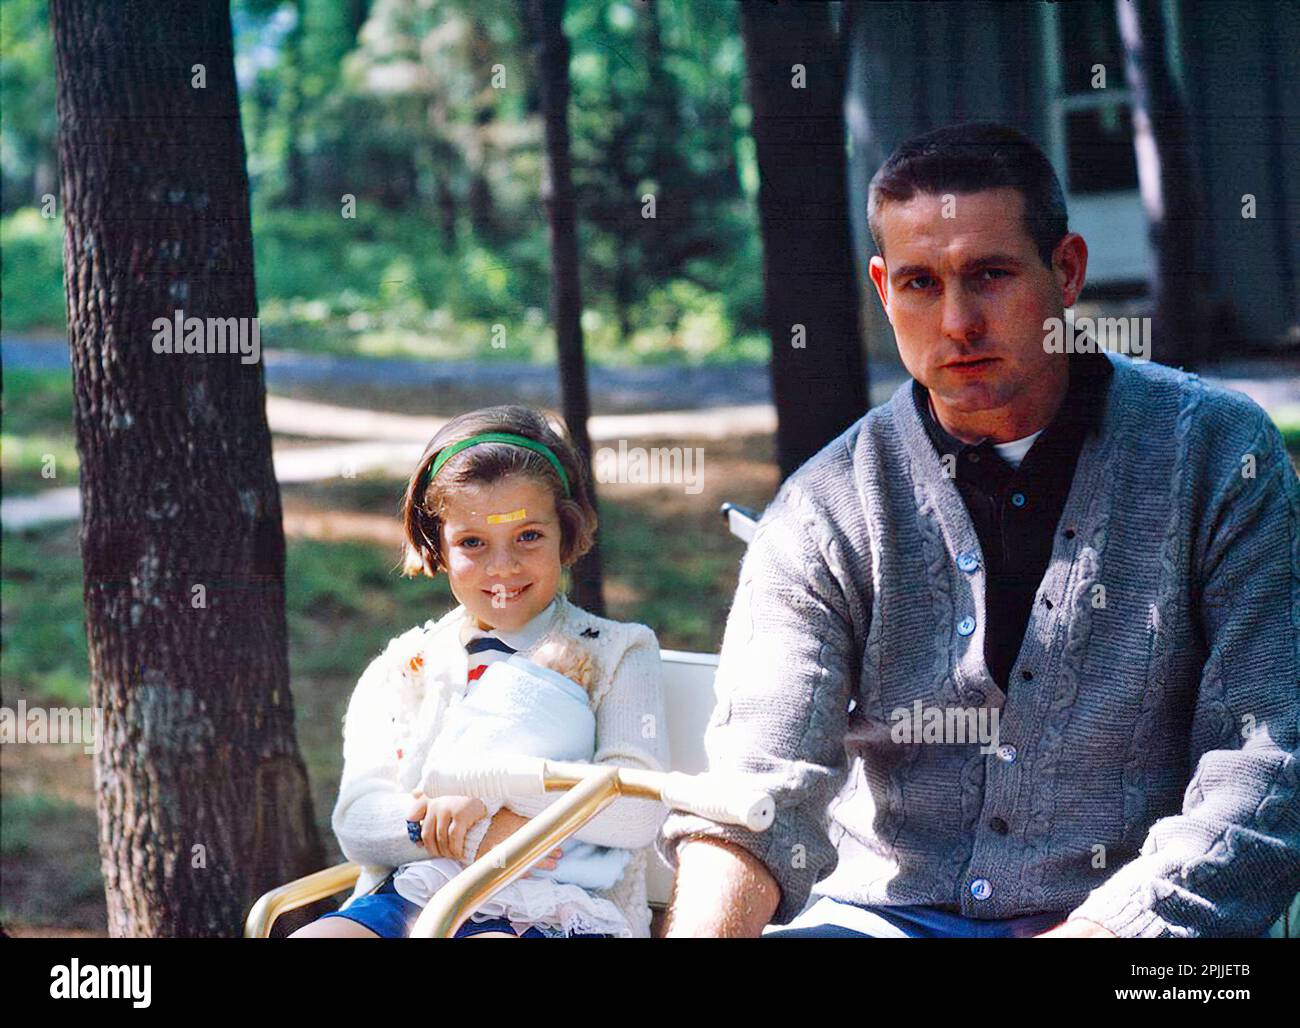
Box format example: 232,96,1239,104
655,122,1300,938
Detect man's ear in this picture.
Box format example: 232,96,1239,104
1051,233,1088,308
868,255,891,320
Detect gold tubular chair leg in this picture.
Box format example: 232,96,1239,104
244,861,362,938
409,767,623,938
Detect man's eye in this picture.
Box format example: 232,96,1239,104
905,276,936,290
980,268,1010,280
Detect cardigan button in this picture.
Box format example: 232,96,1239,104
996,744,1017,763
989,817,1009,835
970,878,993,900
957,552,980,573
957,616,976,636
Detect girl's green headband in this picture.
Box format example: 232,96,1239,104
421,432,571,497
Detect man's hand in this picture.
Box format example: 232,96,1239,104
1034,917,1118,938
661,837,781,937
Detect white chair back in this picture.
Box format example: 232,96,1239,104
646,648,720,906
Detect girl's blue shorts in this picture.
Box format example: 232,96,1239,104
318,872,612,939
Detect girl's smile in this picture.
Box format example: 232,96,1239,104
484,582,531,603
439,476,563,633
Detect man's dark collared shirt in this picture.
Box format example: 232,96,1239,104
912,351,1115,692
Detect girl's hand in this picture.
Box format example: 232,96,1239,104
417,795,488,861
410,800,564,872
406,793,429,823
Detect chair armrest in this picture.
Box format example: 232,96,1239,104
244,861,362,938
409,769,622,938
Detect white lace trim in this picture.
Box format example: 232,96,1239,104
394,857,633,938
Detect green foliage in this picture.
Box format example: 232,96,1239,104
0,210,66,328
0,367,78,495
1,366,74,438
249,206,759,363
251,206,555,360
1273,405,1300,456
566,0,756,341
2,0,765,366
0,0,58,215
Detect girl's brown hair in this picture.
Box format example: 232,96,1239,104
399,405,598,578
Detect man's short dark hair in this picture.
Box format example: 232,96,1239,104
868,122,1069,268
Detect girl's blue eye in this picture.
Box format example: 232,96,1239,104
456,531,540,547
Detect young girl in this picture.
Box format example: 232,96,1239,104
394,636,635,936
291,405,669,939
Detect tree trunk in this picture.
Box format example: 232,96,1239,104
468,172,496,241
347,0,371,43
606,87,638,344
639,0,690,277
738,0,869,480
51,0,323,937
282,0,308,208
437,177,459,249
524,0,604,616
1116,0,1207,368
466,14,499,243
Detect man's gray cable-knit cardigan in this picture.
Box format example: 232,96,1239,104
656,352,1300,938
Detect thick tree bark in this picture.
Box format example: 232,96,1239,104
1116,0,1207,368
51,0,322,936
524,0,604,616
739,0,869,480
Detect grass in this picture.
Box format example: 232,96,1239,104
285,536,454,677
0,789,105,930
0,791,85,857
0,526,89,707
600,495,738,648
1,366,79,497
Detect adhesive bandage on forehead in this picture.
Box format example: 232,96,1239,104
486,508,528,524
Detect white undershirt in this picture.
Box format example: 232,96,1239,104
928,394,1044,469
991,430,1044,469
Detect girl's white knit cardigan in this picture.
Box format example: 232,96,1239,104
331,592,670,938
